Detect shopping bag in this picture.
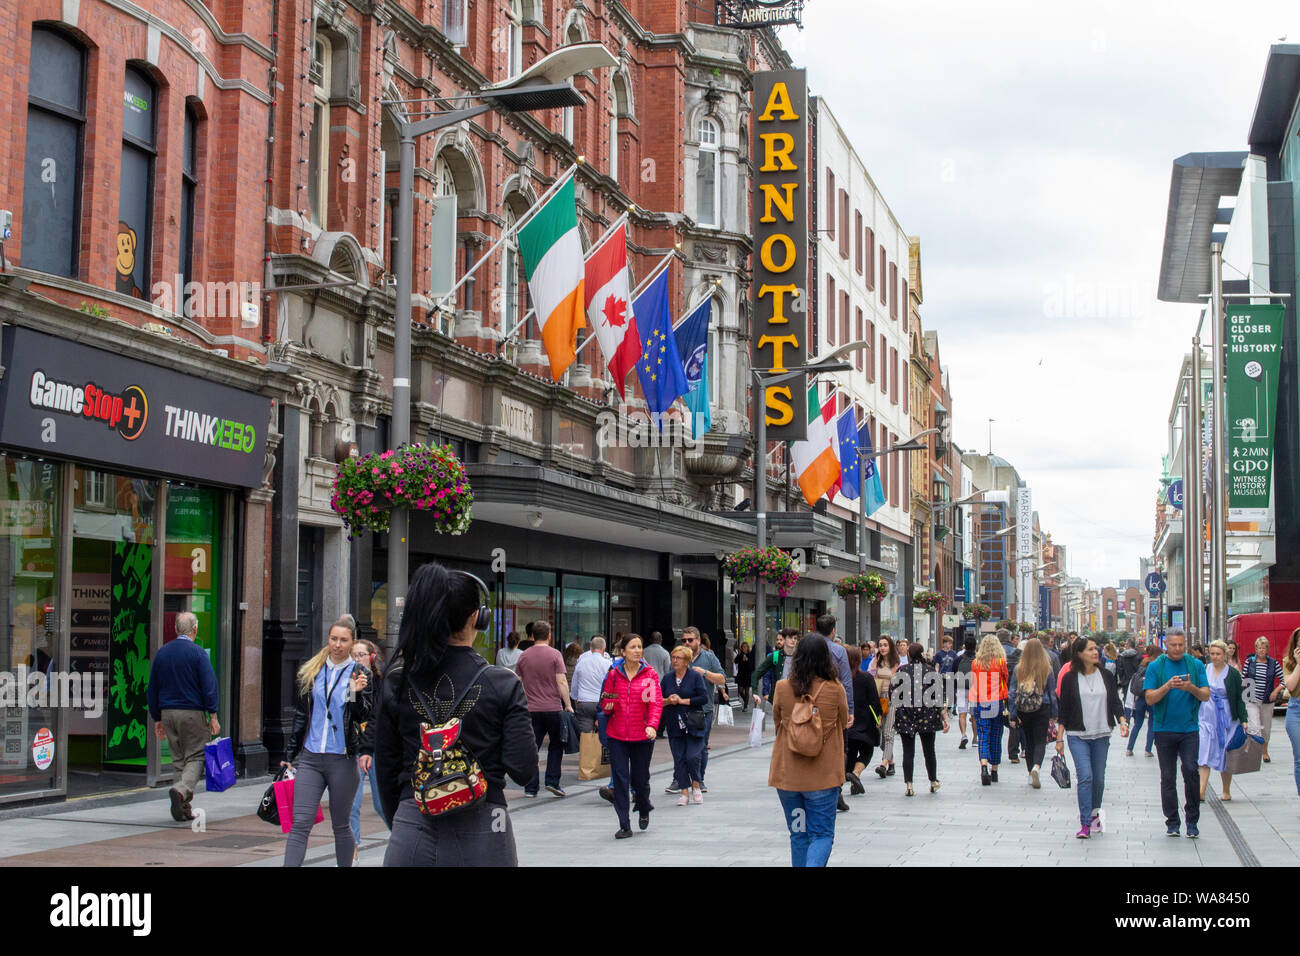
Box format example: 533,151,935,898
748,704,765,748
578,732,609,780
273,768,325,834
716,703,735,727
1224,735,1263,775
1050,753,1071,789
560,710,581,755
203,737,237,793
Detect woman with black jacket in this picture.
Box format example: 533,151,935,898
1055,636,1128,839
373,563,535,867
662,645,709,805
844,645,881,795
890,644,949,796
282,614,372,867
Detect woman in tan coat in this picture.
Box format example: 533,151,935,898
768,633,850,867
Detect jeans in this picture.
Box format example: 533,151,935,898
668,734,705,788
776,787,838,867
526,711,565,793
1018,709,1051,771
1154,731,1200,829
900,732,937,784
1128,697,1155,753
1065,735,1110,829
1287,700,1300,796
383,798,517,867
350,757,384,845
283,750,358,867
608,737,654,830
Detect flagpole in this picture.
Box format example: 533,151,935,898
433,161,580,314
574,243,680,357
504,208,635,348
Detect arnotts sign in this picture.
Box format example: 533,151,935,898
0,326,271,488
715,0,805,29
751,69,809,441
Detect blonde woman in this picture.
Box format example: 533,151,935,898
1007,638,1059,788
282,615,372,867
1282,628,1300,796
1242,636,1283,762
661,645,709,805
869,635,900,777
969,633,1009,785
1196,640,1247,802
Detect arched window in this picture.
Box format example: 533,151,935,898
23,27,85,278
118,65,157,299
696,118,720,228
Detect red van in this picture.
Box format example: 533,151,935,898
1226,612,1300,708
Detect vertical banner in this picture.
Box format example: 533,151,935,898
1016,487,1033,622
751,69,809,441
107,542,151,763
1224,303,1284,520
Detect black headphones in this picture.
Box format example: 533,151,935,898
455,570,492,632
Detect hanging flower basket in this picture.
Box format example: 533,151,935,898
1017,621,1035,634
721,547,800,598
912,590,947,613
963,603,993,621
996,619,1017,632
835,572,888,602
331,443,473,539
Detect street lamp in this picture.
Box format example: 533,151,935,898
924,490,989,649
384,43,618,654
751,344,867,656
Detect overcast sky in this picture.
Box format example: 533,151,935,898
779,0,1294,586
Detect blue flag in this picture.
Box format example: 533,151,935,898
674,299,712,440
634,270,688,426
837,409,860,500
858,421,887,516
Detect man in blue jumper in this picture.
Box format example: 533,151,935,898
146,612,220,821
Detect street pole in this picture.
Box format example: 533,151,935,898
929,507,937,650
386,129,416,656
1209,243,1228,643
1181,390,1192,639
1189,338,1203,645
858,453,867,645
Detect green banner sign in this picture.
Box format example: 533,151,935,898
1225,303,1284,519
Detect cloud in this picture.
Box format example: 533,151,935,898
777,0,1292,583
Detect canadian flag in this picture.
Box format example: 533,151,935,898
583,223,641,397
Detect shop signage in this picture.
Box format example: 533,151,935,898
751,69,809,441
0,327,271,488
500,396,536,443
1166,478,1183,510
715,0,806,29
1224,304,1283,520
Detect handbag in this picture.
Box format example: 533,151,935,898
560,710,581,754
685,709,708,734
1050,753,1071,789
204,736,237,793
256,766,288,826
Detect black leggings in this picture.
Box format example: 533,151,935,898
845,739,874,773
900,732,937,784
1018,709,1051,771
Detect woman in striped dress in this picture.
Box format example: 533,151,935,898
969,635,1009,785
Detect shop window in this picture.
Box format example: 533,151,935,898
23,27,85,278
0,457,60,799
164,485,222,669
118,66,156,300
504,568,557,638
696,118,720,228
180,106,200,302
560,573,606,649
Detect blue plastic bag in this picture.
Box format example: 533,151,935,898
204,737,237,793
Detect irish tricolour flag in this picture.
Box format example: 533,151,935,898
791,382,840,506
583,222,641,397
517,177,586,380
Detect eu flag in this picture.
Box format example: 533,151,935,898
674,298,712,440
858,420,887,516
837,409,860,500
633,270,688,426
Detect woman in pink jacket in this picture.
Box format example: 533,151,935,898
601,633,664,839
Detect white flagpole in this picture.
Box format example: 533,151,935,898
433,161,580,314
504,209,634,345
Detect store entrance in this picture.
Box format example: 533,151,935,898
68,468,157,795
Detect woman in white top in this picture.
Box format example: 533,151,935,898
1055,637,1127,839
497,631,523,672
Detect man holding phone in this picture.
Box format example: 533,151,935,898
1144,630,1211,838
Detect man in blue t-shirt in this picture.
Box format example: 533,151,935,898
1143,629,1210,838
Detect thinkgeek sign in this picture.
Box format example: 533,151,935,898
716,0,805,29
751,69,808,442
0,326,271,488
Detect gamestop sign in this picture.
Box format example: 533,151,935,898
751,69,809,442
0,326,271,488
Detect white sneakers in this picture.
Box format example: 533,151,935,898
1090,808,1105,835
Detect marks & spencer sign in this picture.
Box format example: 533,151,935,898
751,69,808,442
0,327,271,488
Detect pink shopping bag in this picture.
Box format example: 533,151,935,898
273,773,325,834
